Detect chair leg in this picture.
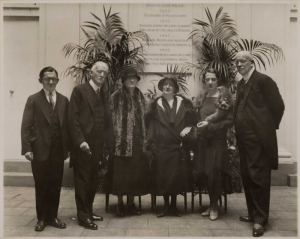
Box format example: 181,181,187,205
183,192,186,213
224,193,227,214
154,195,156,207
191,188,194,213
219,195,222,207
199,187,202,206
127,195,129,206
139,196,142,211
105,192,109,213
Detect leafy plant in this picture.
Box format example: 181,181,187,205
62,6,151,96
188,6,285,93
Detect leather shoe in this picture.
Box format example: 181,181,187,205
128,204,141,216
79,218,98,230
169,207,181,217
239,216,254,222
117,203,125,217
201,208,210,216
157,206,168,218
209,211,218,221
35,220,46,231
47,218,66,229
91,213,103,221
253,224,264,237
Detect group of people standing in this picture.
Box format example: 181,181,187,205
21,51,284,237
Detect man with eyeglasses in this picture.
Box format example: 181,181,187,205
68,61,112,230
233,51,285,237
21,66,69,231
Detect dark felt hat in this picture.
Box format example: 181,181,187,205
158,77,179,94
121,67,141,83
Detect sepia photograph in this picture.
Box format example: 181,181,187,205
1,0,298,237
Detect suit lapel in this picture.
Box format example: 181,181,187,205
243,70,256,104
83,81,95,114
56,92,65,126
174,96,185,128
37,89,51,125
156,99,181,141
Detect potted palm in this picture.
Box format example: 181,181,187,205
188,6,285,192
62,6,151,96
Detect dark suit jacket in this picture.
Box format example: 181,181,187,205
21,89,69,161
234,70,285,170
68,81,111,168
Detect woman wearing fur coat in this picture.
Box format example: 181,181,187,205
109,67,150,217
193,68,233,221
145,76,197,218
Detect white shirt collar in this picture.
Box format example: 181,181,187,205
89,80,101,92
43,88,56,103
243,66,255,83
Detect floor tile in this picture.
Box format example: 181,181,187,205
107,218,148,229
268,219,298,230
280,204,297,212
4,226,39,237
36,225,85,237
169,228,213,237
187,218,230,229
273,211,297,219
126,228,168,237
4,216,36,226
81,228,126,237
4,208,28,216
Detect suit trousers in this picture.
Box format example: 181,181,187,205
31,144,64,221
73,127,104,221
236,118,271,226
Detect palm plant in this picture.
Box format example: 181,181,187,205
62,6,151,96
188,6,284,92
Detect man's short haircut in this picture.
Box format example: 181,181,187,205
39,66,58,82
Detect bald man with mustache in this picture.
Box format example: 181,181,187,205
234,51,284,237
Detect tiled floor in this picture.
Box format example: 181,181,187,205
3,186,298,237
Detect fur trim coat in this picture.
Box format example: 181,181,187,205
193,86,233,123
109,87,146,157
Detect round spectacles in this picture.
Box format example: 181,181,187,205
43,77,59,83
94,70,108,77
204,78,217,83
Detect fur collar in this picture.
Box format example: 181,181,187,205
193,86,233,109
145,94,194,125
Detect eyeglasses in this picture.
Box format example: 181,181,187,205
204,78,217,83
43,77,59,83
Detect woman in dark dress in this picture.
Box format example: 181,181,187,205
145,77,197,218
109,67,149,217
193,68,233,221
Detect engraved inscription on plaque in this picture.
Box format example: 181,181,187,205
138,4,193,72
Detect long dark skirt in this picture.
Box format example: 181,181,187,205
194,136,232,196
151,148,193,196
112,126,149,196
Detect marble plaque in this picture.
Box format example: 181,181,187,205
138,3,193,72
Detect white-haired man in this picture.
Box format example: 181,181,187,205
234,51,285,237
68,61,112,230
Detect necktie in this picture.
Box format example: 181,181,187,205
49,92,55,110
96,88,100,99
240,79,246,91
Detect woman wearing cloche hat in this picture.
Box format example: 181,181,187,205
145,76,197,218
109,67,149,217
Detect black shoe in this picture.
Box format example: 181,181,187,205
117,204,124,217
253,225,264,237
239,216,254,222
79,218,98,230
157,206,168,218
169,207,181,217
128,204,141,216
35,220,46,231
91,213,103,221
47,218,66,229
